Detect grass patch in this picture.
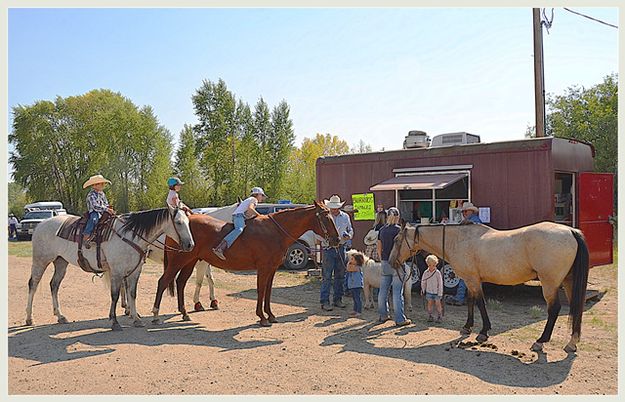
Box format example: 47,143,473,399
528,305,543,319
8,241,32,258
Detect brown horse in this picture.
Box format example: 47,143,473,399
152,200,339,326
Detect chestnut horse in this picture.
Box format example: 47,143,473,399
389,222,589,353
152,201,339,326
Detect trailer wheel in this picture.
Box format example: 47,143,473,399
284,242,309,270
442,263,460,293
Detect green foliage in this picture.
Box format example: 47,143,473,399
9,89,173,213
190,79,295,205
282,133,350,203
7,181,32,218
546,73,617,175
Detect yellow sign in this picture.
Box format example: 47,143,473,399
352,193,375,221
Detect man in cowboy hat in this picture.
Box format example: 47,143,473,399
460,201,482,225
82,174,115,247
212,186,267,260
319,195,353,311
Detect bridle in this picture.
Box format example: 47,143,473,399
268,206,338,248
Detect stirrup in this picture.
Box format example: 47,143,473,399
212,247,226,260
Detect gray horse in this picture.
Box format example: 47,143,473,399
25,205,194,331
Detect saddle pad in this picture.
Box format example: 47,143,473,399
56,216,83,242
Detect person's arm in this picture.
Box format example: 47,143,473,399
345,215,354,239
438,271,444,297
376,239,382,261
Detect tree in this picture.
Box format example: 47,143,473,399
8,181,32,218
174,124,211,208
282,133,350,203
10,89,172,213
351,139,373,154
546,73,617,175
266,100,295,197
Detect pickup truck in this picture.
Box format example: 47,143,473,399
16,210,63,240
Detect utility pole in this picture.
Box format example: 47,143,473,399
533,8,546,137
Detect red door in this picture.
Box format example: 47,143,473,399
578,173,614,267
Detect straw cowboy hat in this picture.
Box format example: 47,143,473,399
324,195,345,209
83,174,111,189
363,229,379,246
461,202,479,213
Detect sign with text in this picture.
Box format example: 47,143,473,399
352,193,375,221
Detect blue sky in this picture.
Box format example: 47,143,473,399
8,7,619,169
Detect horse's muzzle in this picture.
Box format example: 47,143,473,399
182,240,195,252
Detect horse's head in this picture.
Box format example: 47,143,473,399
389,223,418,268
166,205,195,252
313,201,340,247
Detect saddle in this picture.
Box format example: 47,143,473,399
56,212,116,273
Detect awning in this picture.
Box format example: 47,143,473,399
370,173,467,191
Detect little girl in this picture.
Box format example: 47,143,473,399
421,254,444,322
166,177,192,214
346,251,365,317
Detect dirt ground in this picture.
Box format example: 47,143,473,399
7,247,618,395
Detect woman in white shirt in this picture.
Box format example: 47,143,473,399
212,187,267,260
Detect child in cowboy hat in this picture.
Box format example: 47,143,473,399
212,186,267,260
82,174,115,247
166,177,193,214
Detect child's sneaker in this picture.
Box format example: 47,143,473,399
427,315,434,322
349,311,361,318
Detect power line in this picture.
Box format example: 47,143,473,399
563,7,618,29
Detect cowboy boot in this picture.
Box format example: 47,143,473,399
212,240,227,260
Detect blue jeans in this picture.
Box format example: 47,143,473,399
455,279,467,302
378,262,408,324
223,213,245,247
84,211,100,236
320,246,346,305
351,287,363,313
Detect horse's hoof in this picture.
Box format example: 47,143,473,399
194,302,205,312
531,342,544,352
268,316,278,324
25,318,33,326
124,309,131,316
133,320,145,328
182,314,191,322
210,300,219,310
259,320,272,327
476,334,489,343
564,344,577,353
57,316,68,324
112,323,123,331
460,327,472,335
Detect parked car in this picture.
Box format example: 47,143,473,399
16,210,60,240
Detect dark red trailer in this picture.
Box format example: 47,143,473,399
316,137,613,268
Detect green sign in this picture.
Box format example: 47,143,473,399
352,193,375,221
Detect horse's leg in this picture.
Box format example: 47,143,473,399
108,273,123,331
193,262,206,311
404,274,413,312
176,263,195,321
263,269,278,323
205,264,219,309
256,269,271,327
531,283,561,352
363,283,371,309
474,291,492,343
560,273,581,352
125,268,145,327
120,282,130,316
461,292,475,335
26,258,51,326
152,267,179,324
50,257,69,324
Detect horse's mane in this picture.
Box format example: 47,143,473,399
120,208,170,239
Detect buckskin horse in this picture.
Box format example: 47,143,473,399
152,201,339,326
389,222,589,352
26,205,194,331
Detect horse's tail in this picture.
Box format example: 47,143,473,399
163,250,175,297
101,270,111,292
568,229,590,338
